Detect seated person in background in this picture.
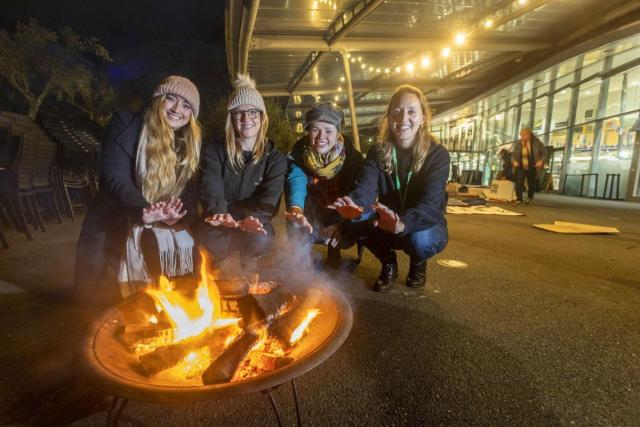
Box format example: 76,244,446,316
284,102,363,268
197,74,287,263
329,84,449,292
74,76,202,302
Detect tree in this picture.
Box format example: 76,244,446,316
0,19,112,119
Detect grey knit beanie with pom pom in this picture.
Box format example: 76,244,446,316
227,74,266,113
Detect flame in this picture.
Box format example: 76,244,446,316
145,249,227,342
289,309,320,344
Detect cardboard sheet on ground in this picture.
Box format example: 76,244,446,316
446,206,523,216
532,221,620,234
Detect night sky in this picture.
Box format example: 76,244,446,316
0,0,226,51
0,0,229,108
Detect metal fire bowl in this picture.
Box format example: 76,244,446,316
77,269,353,403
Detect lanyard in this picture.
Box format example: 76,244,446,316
391,146,413,211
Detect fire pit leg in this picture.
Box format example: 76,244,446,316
291,379,302,427
106,396,129,427
263,381,303,427
265,390,284,427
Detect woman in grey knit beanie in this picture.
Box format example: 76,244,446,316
197,74,287,263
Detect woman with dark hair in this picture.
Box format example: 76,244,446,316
329,84,450,292
198,74,287,263
74,76,202,302
284,101,363,268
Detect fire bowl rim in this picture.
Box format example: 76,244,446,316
77,283,353,403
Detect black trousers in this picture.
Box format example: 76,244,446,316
515,167,537,201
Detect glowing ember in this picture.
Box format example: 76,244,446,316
290,309,320,344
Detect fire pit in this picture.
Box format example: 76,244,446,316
78,258,352,426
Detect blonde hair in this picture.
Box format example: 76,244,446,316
377,84,440,174
225,107,270,172
141,96,202,203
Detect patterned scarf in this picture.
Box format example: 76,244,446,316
521,140,530,170
302,141,346,179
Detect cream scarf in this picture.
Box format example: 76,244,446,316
117,126,195,297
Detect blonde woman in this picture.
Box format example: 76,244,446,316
75,76,202,302
198,74,287,262
329,85,449,292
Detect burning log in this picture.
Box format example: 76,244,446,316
270,288,322,347
139,328,230,376
122,322,173,350
238,284,294,326
202,330,258,385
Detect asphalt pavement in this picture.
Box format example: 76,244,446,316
1,193,639,426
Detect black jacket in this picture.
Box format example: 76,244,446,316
74,112,197,289
199,138,287,224
349,142,450,235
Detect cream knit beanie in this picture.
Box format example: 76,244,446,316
227,74,266,112
153,75,200,118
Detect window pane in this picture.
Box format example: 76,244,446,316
612,44,640,69
622,65,640,113
533,96,548,135
550,128,568,148
551,89,571,129
556,58,577,88
596,113,638,197
581,49,605,80
519,102,532,129
522,79,534,101
605,74,624,118
504,107,517,142
567,122,596,177
575,80,601,125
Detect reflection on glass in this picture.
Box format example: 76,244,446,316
551,89,571,129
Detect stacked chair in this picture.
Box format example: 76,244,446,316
0,108,102,248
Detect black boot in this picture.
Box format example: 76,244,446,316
406,259,427,288
373,253,398,293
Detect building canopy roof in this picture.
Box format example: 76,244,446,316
226,0,640,136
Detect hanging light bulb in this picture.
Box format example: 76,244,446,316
454,32,466,45
421,56,431,68
484,18,493,28
406,62,415,73
442,47,451,57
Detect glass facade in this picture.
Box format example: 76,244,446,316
433,32,640,200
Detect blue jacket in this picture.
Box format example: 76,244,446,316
285,136,363,211
349,141,450,235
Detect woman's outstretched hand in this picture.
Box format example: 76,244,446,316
204,213,238,228
161,197,187,226
238,216,267,235
371,202,405,234
285,208,313,234
327,196,364,219
142,201,167,224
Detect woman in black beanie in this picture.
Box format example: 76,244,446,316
284,101,363,268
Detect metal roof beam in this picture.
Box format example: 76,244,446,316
262,79,481,97
284,0,385,94
251,36,552,52
226,0,260,78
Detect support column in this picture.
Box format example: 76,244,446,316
340,50,361,152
